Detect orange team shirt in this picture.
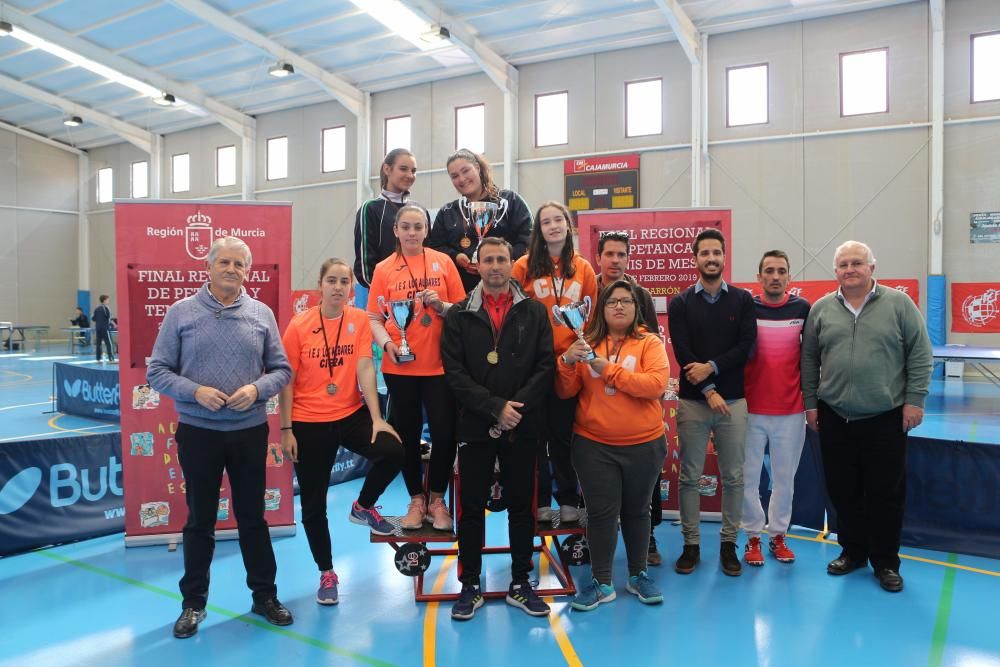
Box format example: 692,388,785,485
367,248,466,376
555,333,669,445
282,305,372,422
511,254,598,356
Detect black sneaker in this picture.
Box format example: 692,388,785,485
173,608,206,638
506,581,550,617
451,584,483,621
251,597,293,626
675,544,700,574
720,541,742,576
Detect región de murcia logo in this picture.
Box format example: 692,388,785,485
185,212,213,261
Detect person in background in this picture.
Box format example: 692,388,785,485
70,306,90,347
557,280,669,611
428,148,532,293
92,294,115,363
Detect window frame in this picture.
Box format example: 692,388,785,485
266,136,288,182
129,160,148,199
534,90,569,148
839,47,890,118
725,63,770,128
215,144,236,188
625,77,663,138
96,167,113,204
383,115,412,156
321,125,347,174
454,103,486,153
171,153,190,193
971,30,1000,104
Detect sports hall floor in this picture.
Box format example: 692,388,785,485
1,347,998,667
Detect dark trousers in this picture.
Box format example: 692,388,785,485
95,328,114,361
818,402,907,571
293,407,404,571
650,470,663,528
538,392,580,508
383,373,457,496
457,435,538,585
176,422,276,609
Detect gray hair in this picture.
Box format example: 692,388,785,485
833,240,875,268
207,236,252,268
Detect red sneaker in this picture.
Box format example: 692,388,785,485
769,534,796,563
744,536,764,566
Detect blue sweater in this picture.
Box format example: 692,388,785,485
147,284,291,430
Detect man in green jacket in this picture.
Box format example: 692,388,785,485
801,240,932,593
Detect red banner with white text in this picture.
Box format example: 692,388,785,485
731,279,920,308
578,208,732,514
951,282,1000,332
115,201,293,543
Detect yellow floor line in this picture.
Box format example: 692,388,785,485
785,532,1000,576
541,537,583,667
422,547,457,667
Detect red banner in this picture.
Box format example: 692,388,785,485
564,153,640,174
578,208,732,513
291,289,321,315
115,201,293,542
732,279,920,307
951,282,1000,333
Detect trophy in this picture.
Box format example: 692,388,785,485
459,196,508,263
377,296,417,363
552,296,596,361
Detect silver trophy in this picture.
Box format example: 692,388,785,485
377,296,417,363
553,296,596,361
459,196,508,263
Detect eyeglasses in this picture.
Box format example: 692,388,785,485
606,297,636,307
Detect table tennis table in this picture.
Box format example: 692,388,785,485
1,323,50,352
933,344,1000,387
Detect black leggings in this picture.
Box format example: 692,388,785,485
292,407,404,571
383,373,457,496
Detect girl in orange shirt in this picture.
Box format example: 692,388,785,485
280,258,404,605
511,200,598,522
557,279,669,611
367,205,466,531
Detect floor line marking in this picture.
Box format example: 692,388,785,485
785,533,999,576
542,536,583,667
0,424,117,442
0,400,50,411
34,549,397,666
927,552,958,667
422,545,457,667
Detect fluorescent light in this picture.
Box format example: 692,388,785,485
153,93,176,107
63,115,82,127
268,62,294,78
349,0,447,51
0,21,13,36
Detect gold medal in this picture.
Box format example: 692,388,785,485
486,350,499,365
460,237,472,249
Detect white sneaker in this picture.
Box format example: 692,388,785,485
537,506,554,522
560,505,581,523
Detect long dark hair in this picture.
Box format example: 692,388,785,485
584,279,643,347
446,148,499,201
526,200,577,281
380,148,414,191
392,203,429,256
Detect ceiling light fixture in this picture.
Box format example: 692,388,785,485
63,115,83,127
0,21,13,36
268,62,294,78
153,93,176,107
349,0,449,51
420,25,450,44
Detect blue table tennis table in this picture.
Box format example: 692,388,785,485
933,344,1000,386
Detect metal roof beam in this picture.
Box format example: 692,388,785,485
653,0,700,64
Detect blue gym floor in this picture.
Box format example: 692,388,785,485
1,348,999,667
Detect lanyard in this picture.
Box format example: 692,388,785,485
401,249,429,293
318,309,345,381
605,336,624,363
486,293,513,355
550,259,567,306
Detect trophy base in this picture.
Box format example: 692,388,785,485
396,353,416,363
583,350,597,361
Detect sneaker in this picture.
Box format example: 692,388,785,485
349,501,394,535
560,505,581,523
674,544,700,574
426,497,454,532
720,541,742,576
744,536,765,566
172,608,206,639
451,584,483,620
506,581,550,617
769,534,796,563
537,506,554,523
400,495,426,530
571,578,616,611
316,570,339,605
626,571,664,604
647,533,662,567
251,597,293,626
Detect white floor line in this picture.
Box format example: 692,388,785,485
0,423,118,443
23,356,76,361
0,401,52,411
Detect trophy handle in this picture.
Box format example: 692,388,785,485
551,304,565,326
496,197,509,221
582,295,593,320
376,295,389,320
457,195,471,224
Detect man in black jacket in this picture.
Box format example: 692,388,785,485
441,237,554,621
92,294,115,363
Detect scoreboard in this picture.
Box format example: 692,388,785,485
564,153,639,214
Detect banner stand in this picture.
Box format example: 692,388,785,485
124,525,297,549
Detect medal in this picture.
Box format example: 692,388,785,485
460,237,472,249
327,383,338,395
604,385,617,396
486,350,499,365
421,313,433,326
489,425,503,439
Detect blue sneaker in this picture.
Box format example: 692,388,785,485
506,581,550,617
317,570,339,605
349,501,394,535
451,584,483,621
571,578,616,611
626,571,663,604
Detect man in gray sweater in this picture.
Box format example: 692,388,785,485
801,240,932,593
148,236,292,638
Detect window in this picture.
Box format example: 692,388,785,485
266,136,288,181
535,91,568,147
172,153,190,193
840,48,888,116
455,104,485,153
130,161,148,198
384,115,411,154
972,32,1000,103
726,64,769,127
216,145,236,187
96,167,113,204
625,79,662,137
322,126,346,173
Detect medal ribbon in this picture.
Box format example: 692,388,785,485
318,308,346,386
